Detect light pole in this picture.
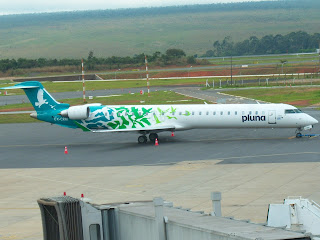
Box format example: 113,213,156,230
115,69,121,79
318,50,320,73
230,55,233,85
280,60,287,75
188,66,192,77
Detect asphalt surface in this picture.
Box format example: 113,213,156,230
0,109,319,169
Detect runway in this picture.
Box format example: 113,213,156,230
0,109,320,240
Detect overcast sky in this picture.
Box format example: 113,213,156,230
0,0,271,15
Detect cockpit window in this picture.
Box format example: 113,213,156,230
285,109,302,114
285,109,295,114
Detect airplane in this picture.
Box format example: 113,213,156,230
1,81,318,143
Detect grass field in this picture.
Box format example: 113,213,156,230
0,3,320,59
223,87,320,107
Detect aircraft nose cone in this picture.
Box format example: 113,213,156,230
309,116,318,125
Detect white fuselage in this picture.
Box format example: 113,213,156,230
83,103,318,132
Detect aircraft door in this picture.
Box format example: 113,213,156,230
268,110,276,124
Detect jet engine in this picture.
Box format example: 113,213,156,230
60,106,90,120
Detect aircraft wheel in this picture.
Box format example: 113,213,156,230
149,133,158,142
138,135,147,144
296,132,303,138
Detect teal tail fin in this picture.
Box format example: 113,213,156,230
1,81,69,112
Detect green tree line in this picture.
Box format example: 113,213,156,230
0,49,191,73
204,31,320,57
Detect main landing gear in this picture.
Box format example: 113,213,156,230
138,133,159,144
138,135,148,144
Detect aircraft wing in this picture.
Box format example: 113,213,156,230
91,125,176,133
73,121,176,133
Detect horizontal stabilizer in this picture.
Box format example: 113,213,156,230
0,81,42,90
0,85,39,90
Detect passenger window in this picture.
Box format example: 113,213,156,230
179,112,182,115
206,111,209,115
220,111,223,115
249,111,252,115
242,111,245,115
262,111,265,115
162,112,165,115
199,112,202,115
235,111,237,115
213,112,216,115
192,112,195,115
228,111,230,115
255,111,258,115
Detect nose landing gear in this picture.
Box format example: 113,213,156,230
295,127,303,138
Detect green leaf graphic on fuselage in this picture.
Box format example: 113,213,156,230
170,106,176,114
183,111,191,116
167,116,177,120
154,114,162,124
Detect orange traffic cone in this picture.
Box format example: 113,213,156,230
155,138,159,146
171,132,175,137
64,146,68,154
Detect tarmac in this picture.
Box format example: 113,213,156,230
0,109,319,240
1,86,320,240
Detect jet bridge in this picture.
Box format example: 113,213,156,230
37,195,311,240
